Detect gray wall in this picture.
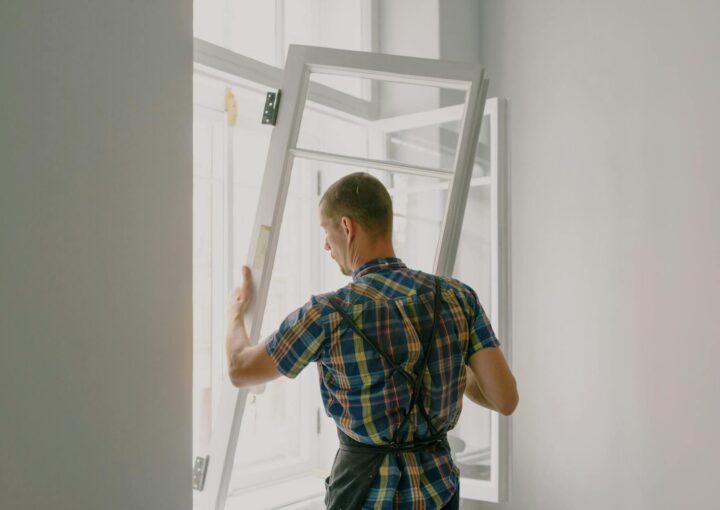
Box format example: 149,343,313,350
442,1,720,509
0,2,192,509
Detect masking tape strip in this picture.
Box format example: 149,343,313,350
253,225,272,272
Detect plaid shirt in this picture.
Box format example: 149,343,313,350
264,257,499,509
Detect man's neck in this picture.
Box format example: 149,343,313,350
350,245,396,272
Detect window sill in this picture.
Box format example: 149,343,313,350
225,471,326,510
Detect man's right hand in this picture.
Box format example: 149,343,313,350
465,347,518,415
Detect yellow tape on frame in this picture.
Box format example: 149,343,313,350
253,225,272,272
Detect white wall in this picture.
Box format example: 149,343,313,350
442,1,720,509
377,0,440,120
0,2,192,509
378,0,439,59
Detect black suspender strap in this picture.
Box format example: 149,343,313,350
328,277,443,445
396,277,442,440
327,298,415,387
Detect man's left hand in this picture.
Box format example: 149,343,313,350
228,265,252,335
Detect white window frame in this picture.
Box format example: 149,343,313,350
195,43,494,510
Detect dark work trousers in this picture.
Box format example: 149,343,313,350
440,487,460,510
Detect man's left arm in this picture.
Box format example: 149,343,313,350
226,266,282,387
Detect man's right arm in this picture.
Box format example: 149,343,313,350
463,365,495,408
465,347,518,416
456,281,518,416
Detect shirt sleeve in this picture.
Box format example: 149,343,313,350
462,285,500,361
263,296,326,379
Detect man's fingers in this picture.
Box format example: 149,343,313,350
229,267,253,305
231,266,252,304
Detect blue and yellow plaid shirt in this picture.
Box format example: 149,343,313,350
265,257,499,509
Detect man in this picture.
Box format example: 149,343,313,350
226,172,518,509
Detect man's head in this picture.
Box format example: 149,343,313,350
319,172,394,276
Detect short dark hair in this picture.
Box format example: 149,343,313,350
319,172,393,239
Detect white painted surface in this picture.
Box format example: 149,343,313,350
0,2,192,509
444,1,720,509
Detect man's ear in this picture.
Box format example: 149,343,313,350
340,216,354,238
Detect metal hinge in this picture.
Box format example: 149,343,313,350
193,455,209,491
316,408,321,435
262,90,282,125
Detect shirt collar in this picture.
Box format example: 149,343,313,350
352,257,406,281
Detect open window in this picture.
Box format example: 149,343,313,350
371,98,510,501
193,40,510,510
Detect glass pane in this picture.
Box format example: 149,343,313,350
435,117,490,178
296,73,467,172
231,122,272,286
384,111,490,180
454,185,492,312
389,174,447,273
296,108,370,174
476,115,491,178
449,401,493,481
386,124,457,171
